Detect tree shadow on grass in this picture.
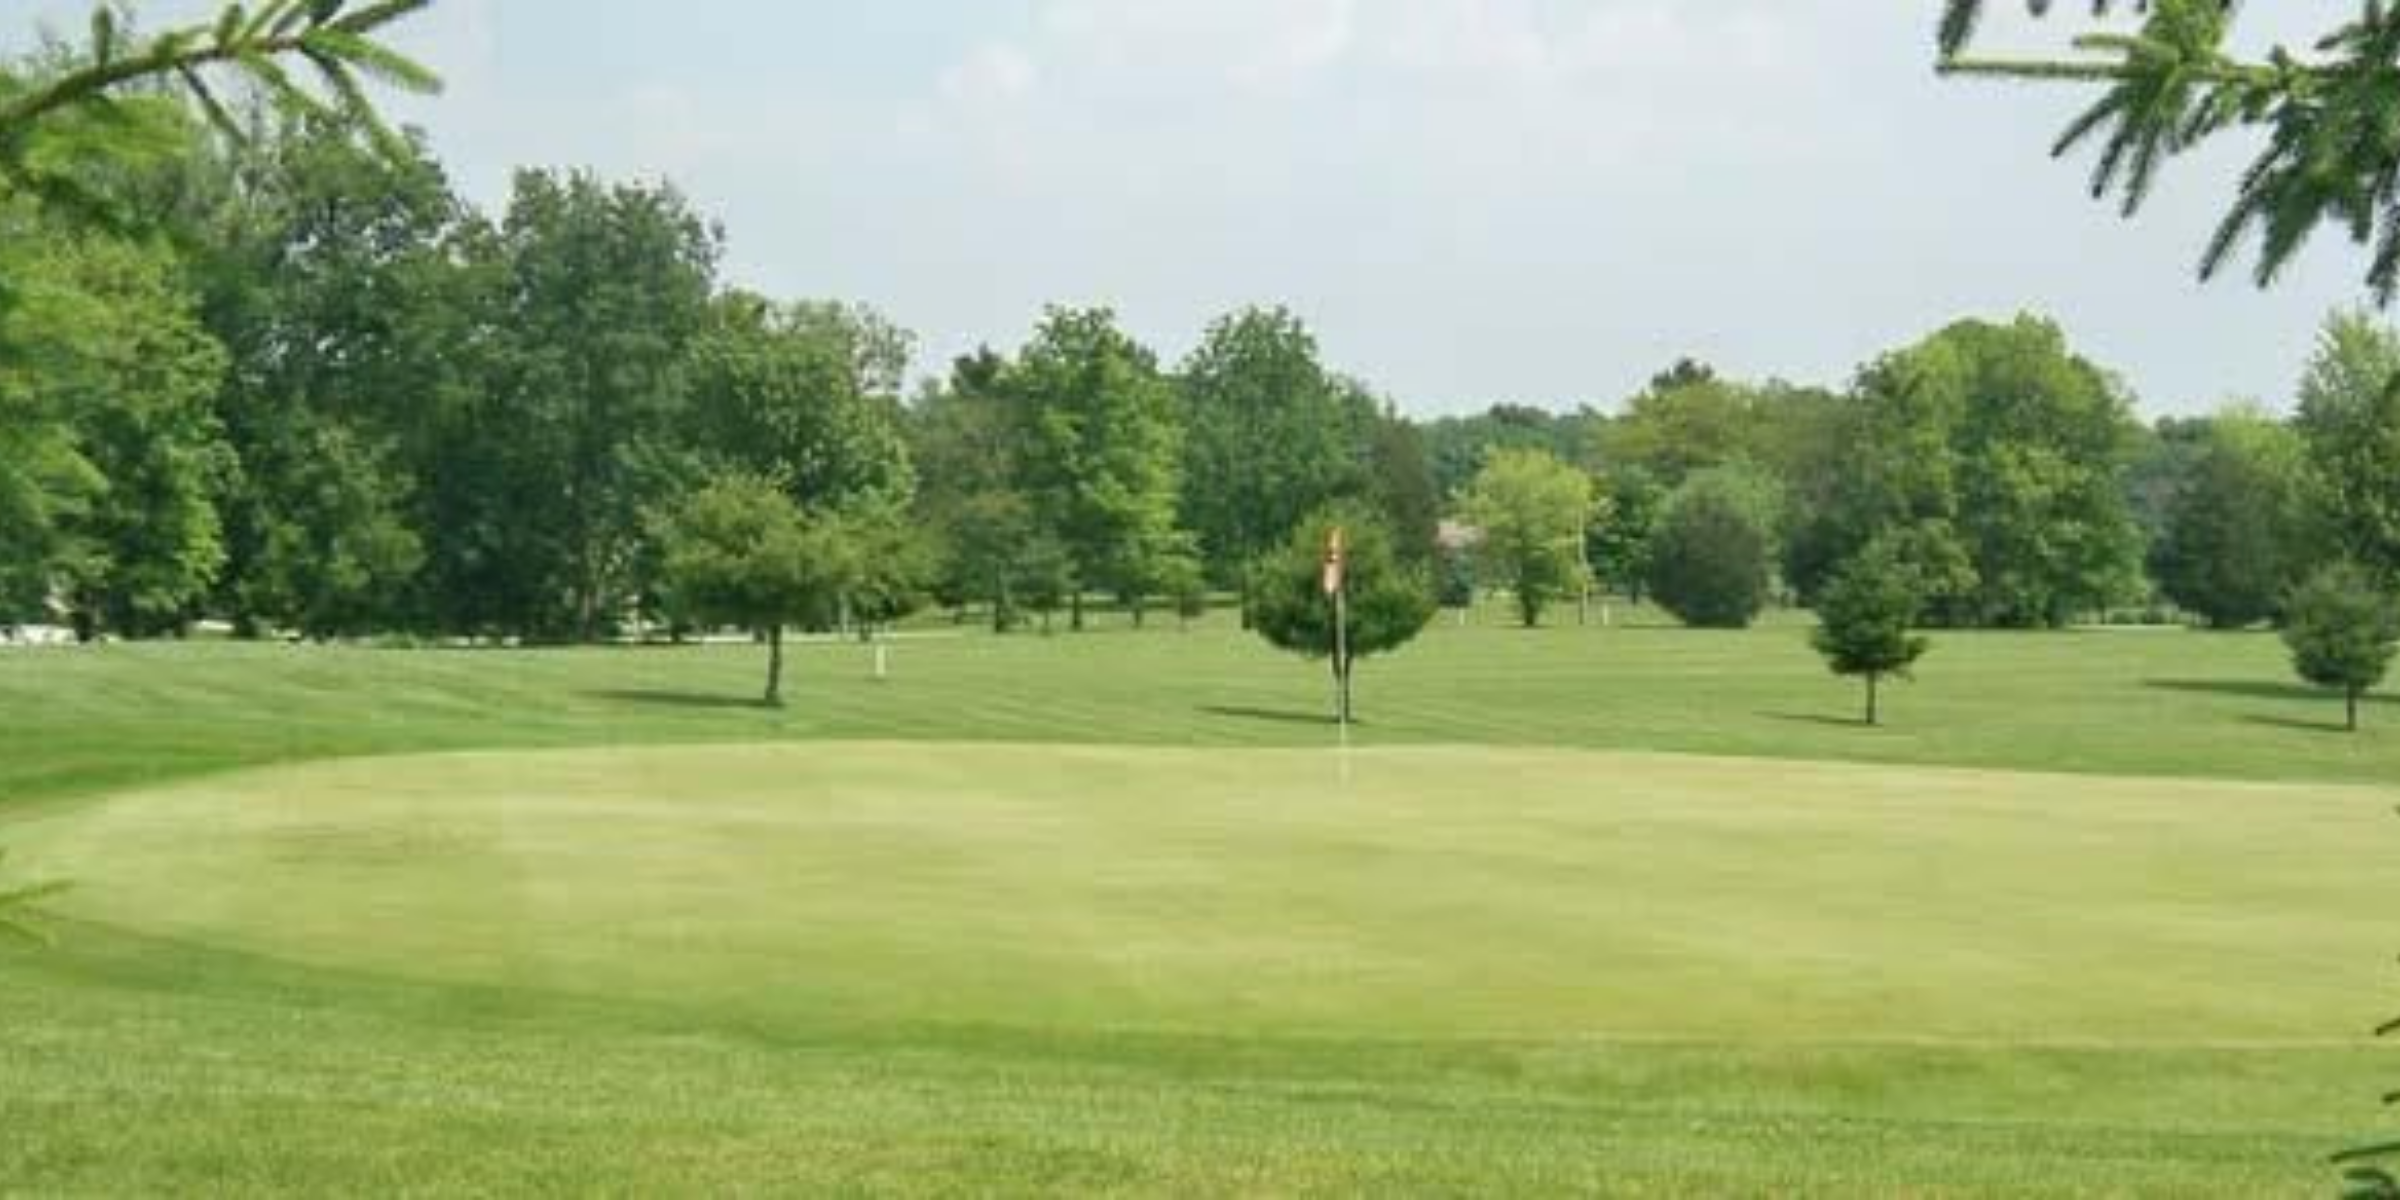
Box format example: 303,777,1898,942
1759,711,1874,730
587,689,779,712
2240,713,2357,735
1199,704,1343,728
2144,678,2391,706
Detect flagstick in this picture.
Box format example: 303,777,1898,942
1322,525,1355,781
1334,583,1350,731
1335,580,1352,785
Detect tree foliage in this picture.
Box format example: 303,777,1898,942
2153,407,2308,627
1178,306,1369,590
1599,363,1766,487
652,475,832,705
1648,466,1778,630
1250,502,1437,720
477,169,721,639
689,293,916,515
1460,448,1592,628
1423,404,1583,500
1811,538,1933,726
1010,306,1183,629
2282,560,2400,734
187,114,454,636
1805,316,2140,628
2298,311,2400,590
0,1,441,232
3,225,232,637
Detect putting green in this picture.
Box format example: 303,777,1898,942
14,741,2388,1047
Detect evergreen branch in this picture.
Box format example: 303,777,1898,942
1939,56,2136,82
0,2,442,147
1939,1,2239,57
299,27,440,94
329,0,440,37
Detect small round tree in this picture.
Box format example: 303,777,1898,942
653,476,835,706
1811,540,1932,726
1648,468,1776,629
2282,562,2400,733
1252,503,1437,722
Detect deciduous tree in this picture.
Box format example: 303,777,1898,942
2297,311,2400,590
1010,307,1184,631
689,293,916,514
2153,407,2307,628
1178,306,1368,606
653,475,834,706
2282,561,2400,734
482,169,720,639
1460,448,1592,628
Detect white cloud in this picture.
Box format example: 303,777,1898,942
1377,0,1551,77
1033,0,1357,91
940,41,1040,106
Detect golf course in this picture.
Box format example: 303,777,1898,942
14,5,2400,1192
3,617,2393,1194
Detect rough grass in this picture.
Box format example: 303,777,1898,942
2,616,2396,1194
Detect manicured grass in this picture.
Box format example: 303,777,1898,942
2,619,2396,1193
3,614,2398,808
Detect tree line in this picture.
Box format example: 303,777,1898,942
10,106,2400,663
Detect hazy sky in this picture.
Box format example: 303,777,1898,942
23,2,2377,416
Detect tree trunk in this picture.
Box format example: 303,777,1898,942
1070,592,1084,633
2349,686,2360,733
1518,589,1540,629
768,624,787,705
1865,673,1880,726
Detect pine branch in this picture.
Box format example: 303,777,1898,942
1939,0,2400,303
0,1,441,148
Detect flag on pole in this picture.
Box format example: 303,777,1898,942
1321,526,1347,597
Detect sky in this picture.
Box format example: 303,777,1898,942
19,1,2378,417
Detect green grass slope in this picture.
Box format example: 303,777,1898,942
2,618,2396,810
1,621,2395,1193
